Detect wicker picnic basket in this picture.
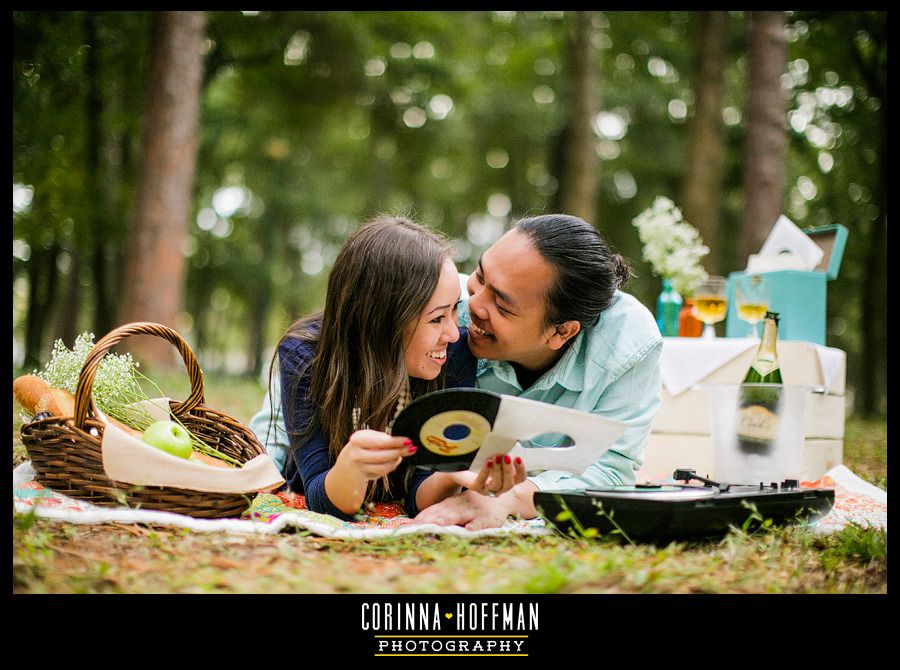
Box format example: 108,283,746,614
20,321,267,518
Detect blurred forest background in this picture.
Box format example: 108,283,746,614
12,11,886,418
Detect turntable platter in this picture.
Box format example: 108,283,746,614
584,485,719,501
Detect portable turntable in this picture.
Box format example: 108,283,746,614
535,468,835,542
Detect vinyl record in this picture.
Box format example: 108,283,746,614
584,485,719,501
392,388,501,470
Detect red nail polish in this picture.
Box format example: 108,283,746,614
487,459,493,467
515,457,522,465
408,445,417,454
403,439,413,446
495,455,503,464
504,455,511,465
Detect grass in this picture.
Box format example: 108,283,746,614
843,418,888,491
11,372,887,594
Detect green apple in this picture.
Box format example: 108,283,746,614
142,420,193,459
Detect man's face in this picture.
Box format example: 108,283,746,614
466,229,569,371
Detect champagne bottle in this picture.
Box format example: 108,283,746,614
736,311,783,454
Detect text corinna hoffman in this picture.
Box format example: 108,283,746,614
360,601,539,632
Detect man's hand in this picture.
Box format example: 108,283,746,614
411,480,539,530
411,489,510,530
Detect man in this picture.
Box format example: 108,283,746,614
250,214,662,529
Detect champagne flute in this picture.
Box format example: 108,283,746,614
691,276,728,339
735,273,771,338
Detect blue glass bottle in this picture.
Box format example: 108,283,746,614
656,278,682,336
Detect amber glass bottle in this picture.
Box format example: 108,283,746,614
678,298,703,337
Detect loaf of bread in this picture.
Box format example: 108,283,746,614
13,373,143,437
13,375,75,417
190,450,236,468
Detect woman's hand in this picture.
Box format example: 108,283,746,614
334,429,417,481
449,454,527,497
326,429,417,515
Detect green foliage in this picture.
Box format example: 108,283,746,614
737,500,775,535
13,12,151,337
822,524,887,566
12,506,55,589
541,496,634,545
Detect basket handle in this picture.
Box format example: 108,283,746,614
73,321,206,431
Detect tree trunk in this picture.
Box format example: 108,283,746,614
848,17,886,419
108,127,135,328
559,11,600,224
23,242,62,370
860,137,886,417
119,11,207,369
858,65,887,418
739,11,788,264
681,11,729,275
56,252,82,346
247,286,272,379
246,214,276,378
83,12,117,339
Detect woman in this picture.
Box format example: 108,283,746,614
273,215,524,520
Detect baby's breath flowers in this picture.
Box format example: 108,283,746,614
36,332,240,466
38,332,148,425
632,196,710,296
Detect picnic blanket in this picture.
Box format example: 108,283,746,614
12,461,885,539
799,465,887,534
12,461,549,539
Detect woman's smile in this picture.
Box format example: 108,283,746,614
403,257,461,380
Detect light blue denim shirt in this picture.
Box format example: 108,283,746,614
458,287,662,490
248,380,290,474
250,278,662,492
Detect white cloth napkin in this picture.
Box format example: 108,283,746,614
813,345,845,395
97,398,284,494
101,422,284,493
660,337,757,396
661,338,845,397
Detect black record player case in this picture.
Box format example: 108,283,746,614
534,471,834,542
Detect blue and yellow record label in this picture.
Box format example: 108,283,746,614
419,409,492,456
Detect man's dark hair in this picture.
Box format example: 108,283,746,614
514,214,631,331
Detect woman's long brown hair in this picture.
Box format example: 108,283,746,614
278,215,453,502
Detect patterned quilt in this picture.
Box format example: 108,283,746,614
13,462,884,539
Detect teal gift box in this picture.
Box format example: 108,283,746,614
725,224,848,344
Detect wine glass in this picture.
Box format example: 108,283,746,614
691,276,728,339
735,274,771,338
